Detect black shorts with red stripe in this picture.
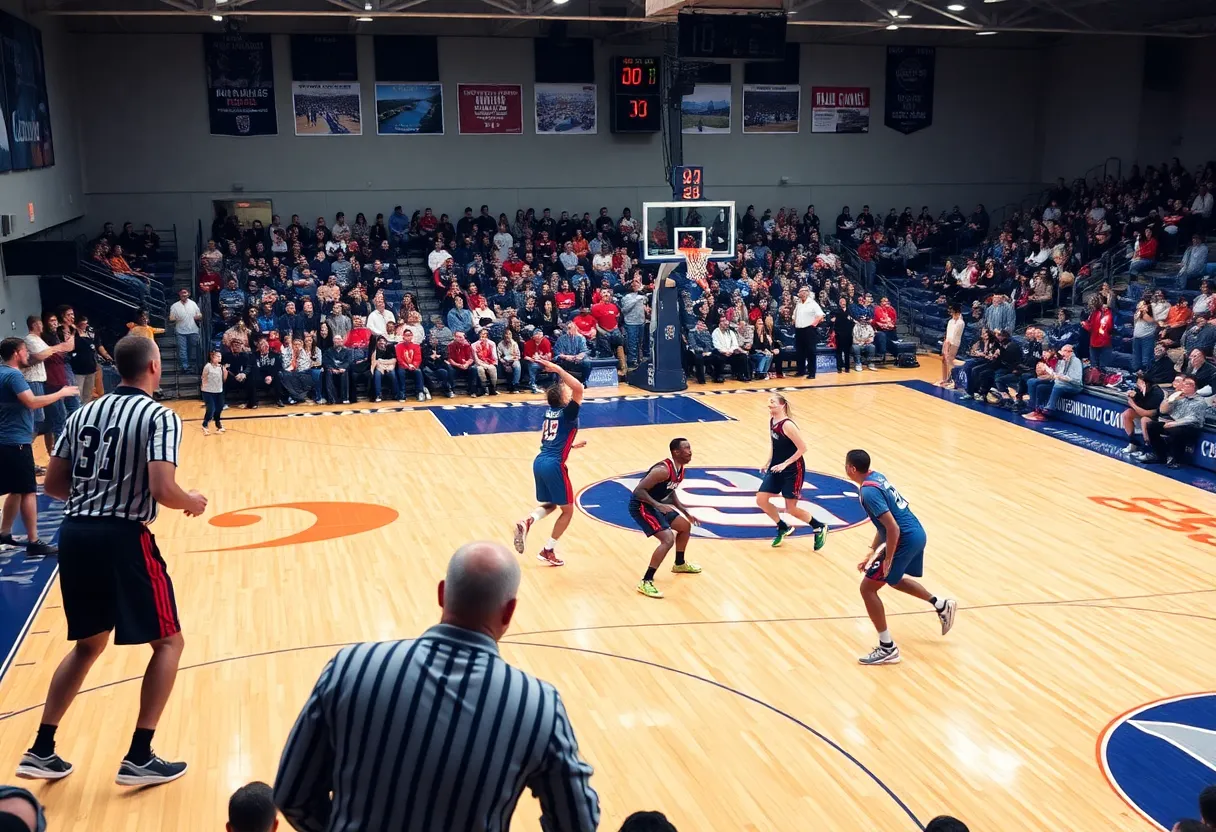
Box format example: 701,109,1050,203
628,499,673,538
57,516,182,645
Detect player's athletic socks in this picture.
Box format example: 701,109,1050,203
30,724,56,757
931,596,946,612
528,508,547,524
878,629,893,647
546,537,559,551
643,566,657,581
674,550,685,566
777,520,790,532
126,728,155,765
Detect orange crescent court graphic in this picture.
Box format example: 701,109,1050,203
198,502,399,552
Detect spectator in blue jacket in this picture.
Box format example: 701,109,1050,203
553,322,592,382
1178,233,1209,289
389,206,409,254
219,276,246,325
684,320,714,384
983,294,1016,334
447,296,474,337
278,300,304,339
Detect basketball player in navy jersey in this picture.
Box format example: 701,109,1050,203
845,448,956,666
514,358,585,566
755,394,828,549
629,438,701,599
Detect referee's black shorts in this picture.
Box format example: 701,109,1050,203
57,517,182,645
0,443,37,496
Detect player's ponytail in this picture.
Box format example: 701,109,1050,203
772,393,791,417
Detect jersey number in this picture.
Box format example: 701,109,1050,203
74,425,123,481
885,483,909,510
541,418,560,442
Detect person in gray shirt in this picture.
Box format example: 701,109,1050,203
619,278,649,368
274,541,599,832
1137,375,1208,468
983,295,1015,334
1023,343,1082,421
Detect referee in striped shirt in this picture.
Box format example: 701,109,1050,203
274,541,601,832
16,335,208,788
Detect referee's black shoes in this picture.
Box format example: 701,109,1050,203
15,751,73,781
115,754,188,787
0,535,58,557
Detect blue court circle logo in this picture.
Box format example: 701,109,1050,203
576,466,868,540
1100,692,1216,830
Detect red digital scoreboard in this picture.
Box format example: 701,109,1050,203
610,56,661,134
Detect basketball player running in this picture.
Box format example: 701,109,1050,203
514,357,585,566
16,336,207,786
630,438,701,599
845,449,956,666
756,394,827,550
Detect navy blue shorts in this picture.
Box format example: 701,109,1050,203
628,499,672,537
533,456,572,505
865,531,927,586
759,462,805,500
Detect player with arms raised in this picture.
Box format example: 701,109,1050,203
514,358,585,566
629,438,701,599
755,394,827,549
845,448,956,666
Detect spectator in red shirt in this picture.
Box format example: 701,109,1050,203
871,296,898,360
472,328,500,396
394,328,427,401
590,290,626,373
523,329,553,392
1083,297,1115,370
344,316,372,352
446,331,480,397
555,279,577,319
572,306,598,348
1128,227,1159,276
857,232,878,285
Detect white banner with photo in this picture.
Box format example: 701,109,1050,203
534,83,597,134
742,84,800,134
680,84,731,134
292,81,363,136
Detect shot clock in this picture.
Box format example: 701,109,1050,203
610,56,661,134
671,166,704,200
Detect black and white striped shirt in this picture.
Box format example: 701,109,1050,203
273,624,600,832
52,387,181,523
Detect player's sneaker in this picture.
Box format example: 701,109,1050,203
813,523,828,551
536,548,565,567
858,644,901,666
115,754,188,787
636,580,663,598
513,517,533,554
671,562,701,574
937,598,958,636
16,751,73,780
771,522,792,548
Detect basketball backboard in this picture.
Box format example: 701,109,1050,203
641,200,735,262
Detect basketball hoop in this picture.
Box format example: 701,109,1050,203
680,246,713,292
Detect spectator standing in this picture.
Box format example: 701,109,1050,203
793,286,825,378
1136,375,1208,468
830,299,854,374
273,541,599,832
0,337,77,555
200,350,227,435
69,315,109,406
22,315,73,459
620,278,649,368
168,289,203,374
1132,299,1159,372
1083,299,1114,371
228,781,278,832
939,304,964,388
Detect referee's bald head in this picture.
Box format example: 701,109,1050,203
114,335,161,384
441,541,520,641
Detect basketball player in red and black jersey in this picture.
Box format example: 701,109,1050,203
629,438,700,599
757,394,828,549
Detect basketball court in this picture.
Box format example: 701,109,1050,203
0,366,1209,830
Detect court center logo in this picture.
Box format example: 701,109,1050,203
577,467,867,539
1099,692,1216,830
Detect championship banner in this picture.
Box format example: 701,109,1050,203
534,83,596,135
375,83,443,135
0,11,54,170
292,82,362,136
811,86,869,133
885,46,935,135
204,32,277,137
457,84,522,135
742,84,799,134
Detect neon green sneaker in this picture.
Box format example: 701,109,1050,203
814,524,828,551
671,562,702,574
771,524,792,548
636,580,664,599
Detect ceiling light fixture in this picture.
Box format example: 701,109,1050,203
364,1,373,9
212,13,223,21
886,23,899,29
356,15,373,21
946,3,965,9
896,13,911,18
976,29,997,34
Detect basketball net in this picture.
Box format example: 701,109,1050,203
680,246,713,291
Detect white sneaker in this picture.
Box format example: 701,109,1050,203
217,427,226,434
201,426,209,435
417,392,426,402
424,389,432,401
1121,442,1137,454
858,643,901,665
868,363,877,371
937,598,957,636
374,396,382,402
